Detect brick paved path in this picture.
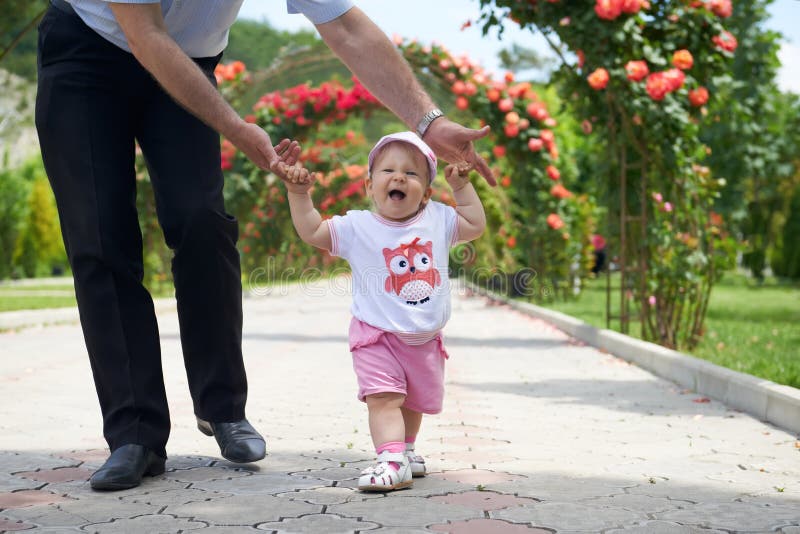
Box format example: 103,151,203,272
1,282,798,533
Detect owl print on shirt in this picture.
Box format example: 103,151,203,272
383,237,441,305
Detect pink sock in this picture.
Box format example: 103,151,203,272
376,441,405,471
405,435,417,446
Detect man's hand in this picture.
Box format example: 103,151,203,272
423,119,495,186
227,123,278,170
315,8,495,187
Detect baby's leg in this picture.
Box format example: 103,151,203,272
401,407,427,477
401,407,422,443
366,392,406,447
358,392,414,490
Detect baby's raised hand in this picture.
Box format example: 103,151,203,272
273,161,313,193
444,162,473,192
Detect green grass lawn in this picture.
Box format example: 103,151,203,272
0,281,173,312
541,272,800,389
0,284,77,312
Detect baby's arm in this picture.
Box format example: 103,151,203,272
444,163,486,242
276,163,333,251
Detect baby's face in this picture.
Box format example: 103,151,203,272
366,143,432,221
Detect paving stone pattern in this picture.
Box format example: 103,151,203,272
0,281,798,532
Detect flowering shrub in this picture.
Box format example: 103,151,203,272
219,76,380,274
397,37,599,296
477,0,740,348
214,42,596,294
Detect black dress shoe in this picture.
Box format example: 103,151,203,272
197,417,266,463
90,444,166,491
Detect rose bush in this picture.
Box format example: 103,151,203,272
477,0,740,348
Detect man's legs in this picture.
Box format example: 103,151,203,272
134,55,248,424
35,5,170,457
135,58,264,463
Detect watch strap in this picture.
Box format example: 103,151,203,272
415,108,444,138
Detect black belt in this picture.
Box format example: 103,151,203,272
51,0,77,15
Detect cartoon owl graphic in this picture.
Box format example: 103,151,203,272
383,237,441,305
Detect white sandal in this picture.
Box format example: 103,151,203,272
405,443,427,477
357,451,413,491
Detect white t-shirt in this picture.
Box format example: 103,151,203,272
328,201,459,336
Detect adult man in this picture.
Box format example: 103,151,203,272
36,0,493,491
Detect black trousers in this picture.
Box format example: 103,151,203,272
35,4,247,458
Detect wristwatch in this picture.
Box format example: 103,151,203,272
415,108,444,138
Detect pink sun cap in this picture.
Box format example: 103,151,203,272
368,131,438,183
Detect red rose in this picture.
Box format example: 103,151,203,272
507,236,517,248
595,0,623,20
547,213,565,230
588,68,610,90
645,72,670,101
577,50,585,69
663,68,686,91
526,102,549,121
528,138,544,152
713,31,738,52
486,88,501,102
501,175,512,187
456,96,469,110
452,80,466,95
540,129,555,146
550,184,573,199
505,111,520,124
621,0,641,14
688,86,709,107
504,123,520,138
672,49,694,70
709,0,732,17
498,98,514,112
625,60,649,82
493,145,506,158
546,165,561,181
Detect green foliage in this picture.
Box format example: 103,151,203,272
0,0,47,80
477,0,739,349
13,174,66,278
399,39,599,299
700,0,799,280
0,159,32,278
497,43,556,77
225,22,349,114
771,183,800,279
226,19,319,72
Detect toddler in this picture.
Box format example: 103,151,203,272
278,131,486,491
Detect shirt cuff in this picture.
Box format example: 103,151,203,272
327,219,340,256
286,0,354,24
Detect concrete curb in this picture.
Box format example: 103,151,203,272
467,282,800,436
0,299,177,331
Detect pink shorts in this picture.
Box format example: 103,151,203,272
349,317,448,414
